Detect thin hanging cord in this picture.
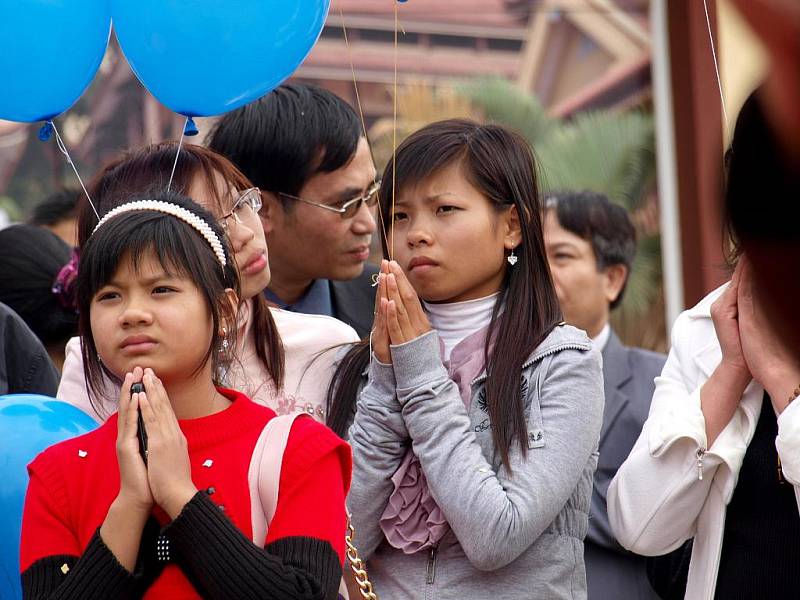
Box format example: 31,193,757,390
702,0,729,137
51,120,99,220
340,10,370,146
340,9,390,254
167,117,189,192
375,191,391,254
390,0,399,260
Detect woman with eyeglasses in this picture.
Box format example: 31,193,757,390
57,142,359,424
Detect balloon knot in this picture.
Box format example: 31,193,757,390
184,117,199,137
38,121,54,142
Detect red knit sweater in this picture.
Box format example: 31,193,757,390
20,389,351,599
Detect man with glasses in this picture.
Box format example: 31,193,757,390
209,83,378,337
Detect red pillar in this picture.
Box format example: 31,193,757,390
667,0,728,306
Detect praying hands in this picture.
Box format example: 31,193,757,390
371,260,431,364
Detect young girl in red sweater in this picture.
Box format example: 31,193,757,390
19,193,350,600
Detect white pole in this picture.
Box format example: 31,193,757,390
650,0,684,338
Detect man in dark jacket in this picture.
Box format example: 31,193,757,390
0,302,59,397
209,84,378,338
543,191,666,600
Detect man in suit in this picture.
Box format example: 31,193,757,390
543,191,666,600
209,83,378,338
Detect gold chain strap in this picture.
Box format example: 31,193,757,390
345,514,379,600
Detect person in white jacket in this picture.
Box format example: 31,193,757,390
607,255,800,599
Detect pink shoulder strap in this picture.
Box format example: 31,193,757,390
248,412,306,547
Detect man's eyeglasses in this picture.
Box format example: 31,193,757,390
218,187,262,231
277,180,381,220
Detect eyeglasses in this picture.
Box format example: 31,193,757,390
218,187,262,231
277,180,381,220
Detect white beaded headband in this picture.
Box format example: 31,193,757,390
92,200,227,269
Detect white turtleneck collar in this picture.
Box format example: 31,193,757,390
423,293,500,361
592,323,611,352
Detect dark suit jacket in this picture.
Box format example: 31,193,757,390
329,262,378,339
585,330,666,600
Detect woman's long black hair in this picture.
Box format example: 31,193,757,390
77,193,241,411
327,119,562,467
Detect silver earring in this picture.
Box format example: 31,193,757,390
221,327,229,352
507,249,518,266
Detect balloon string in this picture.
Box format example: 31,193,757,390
374,179,391,259
167,117,188,193
339,9,390,254
340,10,369,148
390,0,399,261
51,120,99,221
702,0,729,139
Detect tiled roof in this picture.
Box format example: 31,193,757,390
330,0,532,28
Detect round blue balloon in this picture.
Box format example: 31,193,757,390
0,396,98,600
112,0,330,117
0,1,111,122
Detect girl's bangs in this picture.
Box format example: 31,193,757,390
81,211,216,298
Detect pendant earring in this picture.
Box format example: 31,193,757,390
507,248,518,266
220,327,229,353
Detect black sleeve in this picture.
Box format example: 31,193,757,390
0,305,60,396
21,529,140,600
163,492,342,600
18,349,60,397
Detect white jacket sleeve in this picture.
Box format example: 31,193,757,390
777,401,800,515
776,399,800,492
607,311,724,556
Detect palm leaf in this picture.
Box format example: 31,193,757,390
536,110,654,210
457,76,555,144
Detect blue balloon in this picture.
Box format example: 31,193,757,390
0,1,111,122
0,396,98,600
112,0,330,117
